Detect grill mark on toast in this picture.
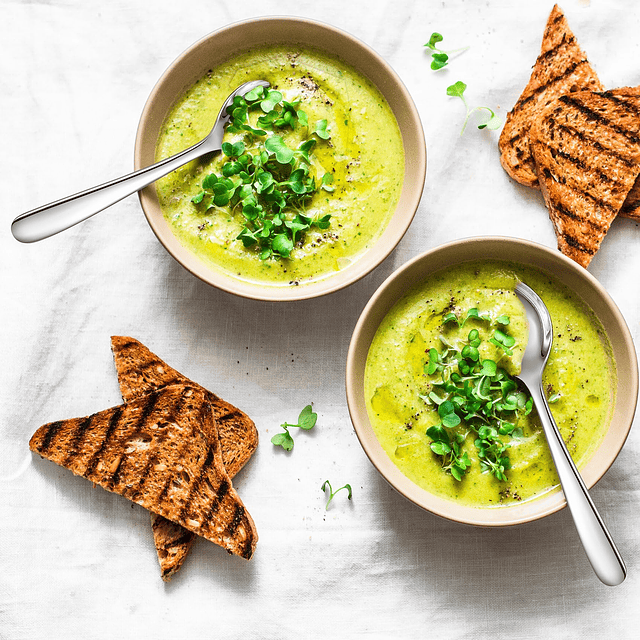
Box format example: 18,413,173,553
197,477,230,532
128,389,189,502
537,34,575,64
541,168,618,214
63,415,94,466
563,233,596,255
555,123,636,168
108,390,161,490
558,94,640,144
240,536,254,559
84,407,124,477
166,531,195,548
553,200,603,232
35,420,63,454
513,60,588,112
227,504,246,537
549,146,615,185
179,446,216,522
602,91,640,120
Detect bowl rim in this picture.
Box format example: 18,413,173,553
134,15,426,301
346,235,639,527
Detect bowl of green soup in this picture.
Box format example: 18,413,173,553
134,17,425,300
346,237,638,526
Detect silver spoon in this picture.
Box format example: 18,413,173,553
11,79,270,243
515,281,626,586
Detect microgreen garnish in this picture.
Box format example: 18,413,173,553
192,85,334,260
446,81,502,134
271,404,317,451
422,311,532,482
424,32,469,70
321,480,352,510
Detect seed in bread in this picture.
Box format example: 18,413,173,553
499,4,603,188
29,384,258,561
529,88,640,267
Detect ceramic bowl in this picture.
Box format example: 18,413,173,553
346,236,638,526
134,17,425,301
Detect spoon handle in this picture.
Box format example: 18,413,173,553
530,381,626,586
11,139,210,243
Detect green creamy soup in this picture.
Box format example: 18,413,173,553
364,261,616,507
155,45,404,286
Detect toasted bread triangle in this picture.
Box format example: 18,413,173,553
530,88,640,267
499,4,603,188
29,385,258,563
110,336,258,581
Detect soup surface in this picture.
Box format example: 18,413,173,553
364,261,616,507
155,45,404,286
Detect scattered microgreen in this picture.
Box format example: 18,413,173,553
424,32,469,70
421,311,533,482
321,480,353,510
192,85,334,260
446,81,502,134
548,392,562,404
271,404,318,451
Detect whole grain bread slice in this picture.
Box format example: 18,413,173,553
110,336,259,580
499,4,603,188
29,384,258,561
529,88,640,267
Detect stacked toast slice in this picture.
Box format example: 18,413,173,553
499,4,640,267
110,336,258,580
29,338,258,581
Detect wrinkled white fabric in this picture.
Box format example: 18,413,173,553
2,0,640,638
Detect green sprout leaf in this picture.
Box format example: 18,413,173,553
271,404,318,451
264,135,294,164
424,32,468,71
314,119,330,140
423,307,531,482
321,480,353,510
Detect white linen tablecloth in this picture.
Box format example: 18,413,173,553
2,0,640,638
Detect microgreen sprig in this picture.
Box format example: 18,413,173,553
424,32,469,70
321,480,353,510
192,85,334,261
446,81,502,134
421,311,533,482
271,404,318,451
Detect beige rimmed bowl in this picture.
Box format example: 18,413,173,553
346,236,638,526
134,17,426,301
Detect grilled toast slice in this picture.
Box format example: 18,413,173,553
110,336,259,581
499,4,603,188
29,384,258,562
530,88,640,267
110,337,258,477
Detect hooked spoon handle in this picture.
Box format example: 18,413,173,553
529,381,626,586
11,138,211,243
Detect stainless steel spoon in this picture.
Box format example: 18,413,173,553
515,281,626,586
11,79,270,243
